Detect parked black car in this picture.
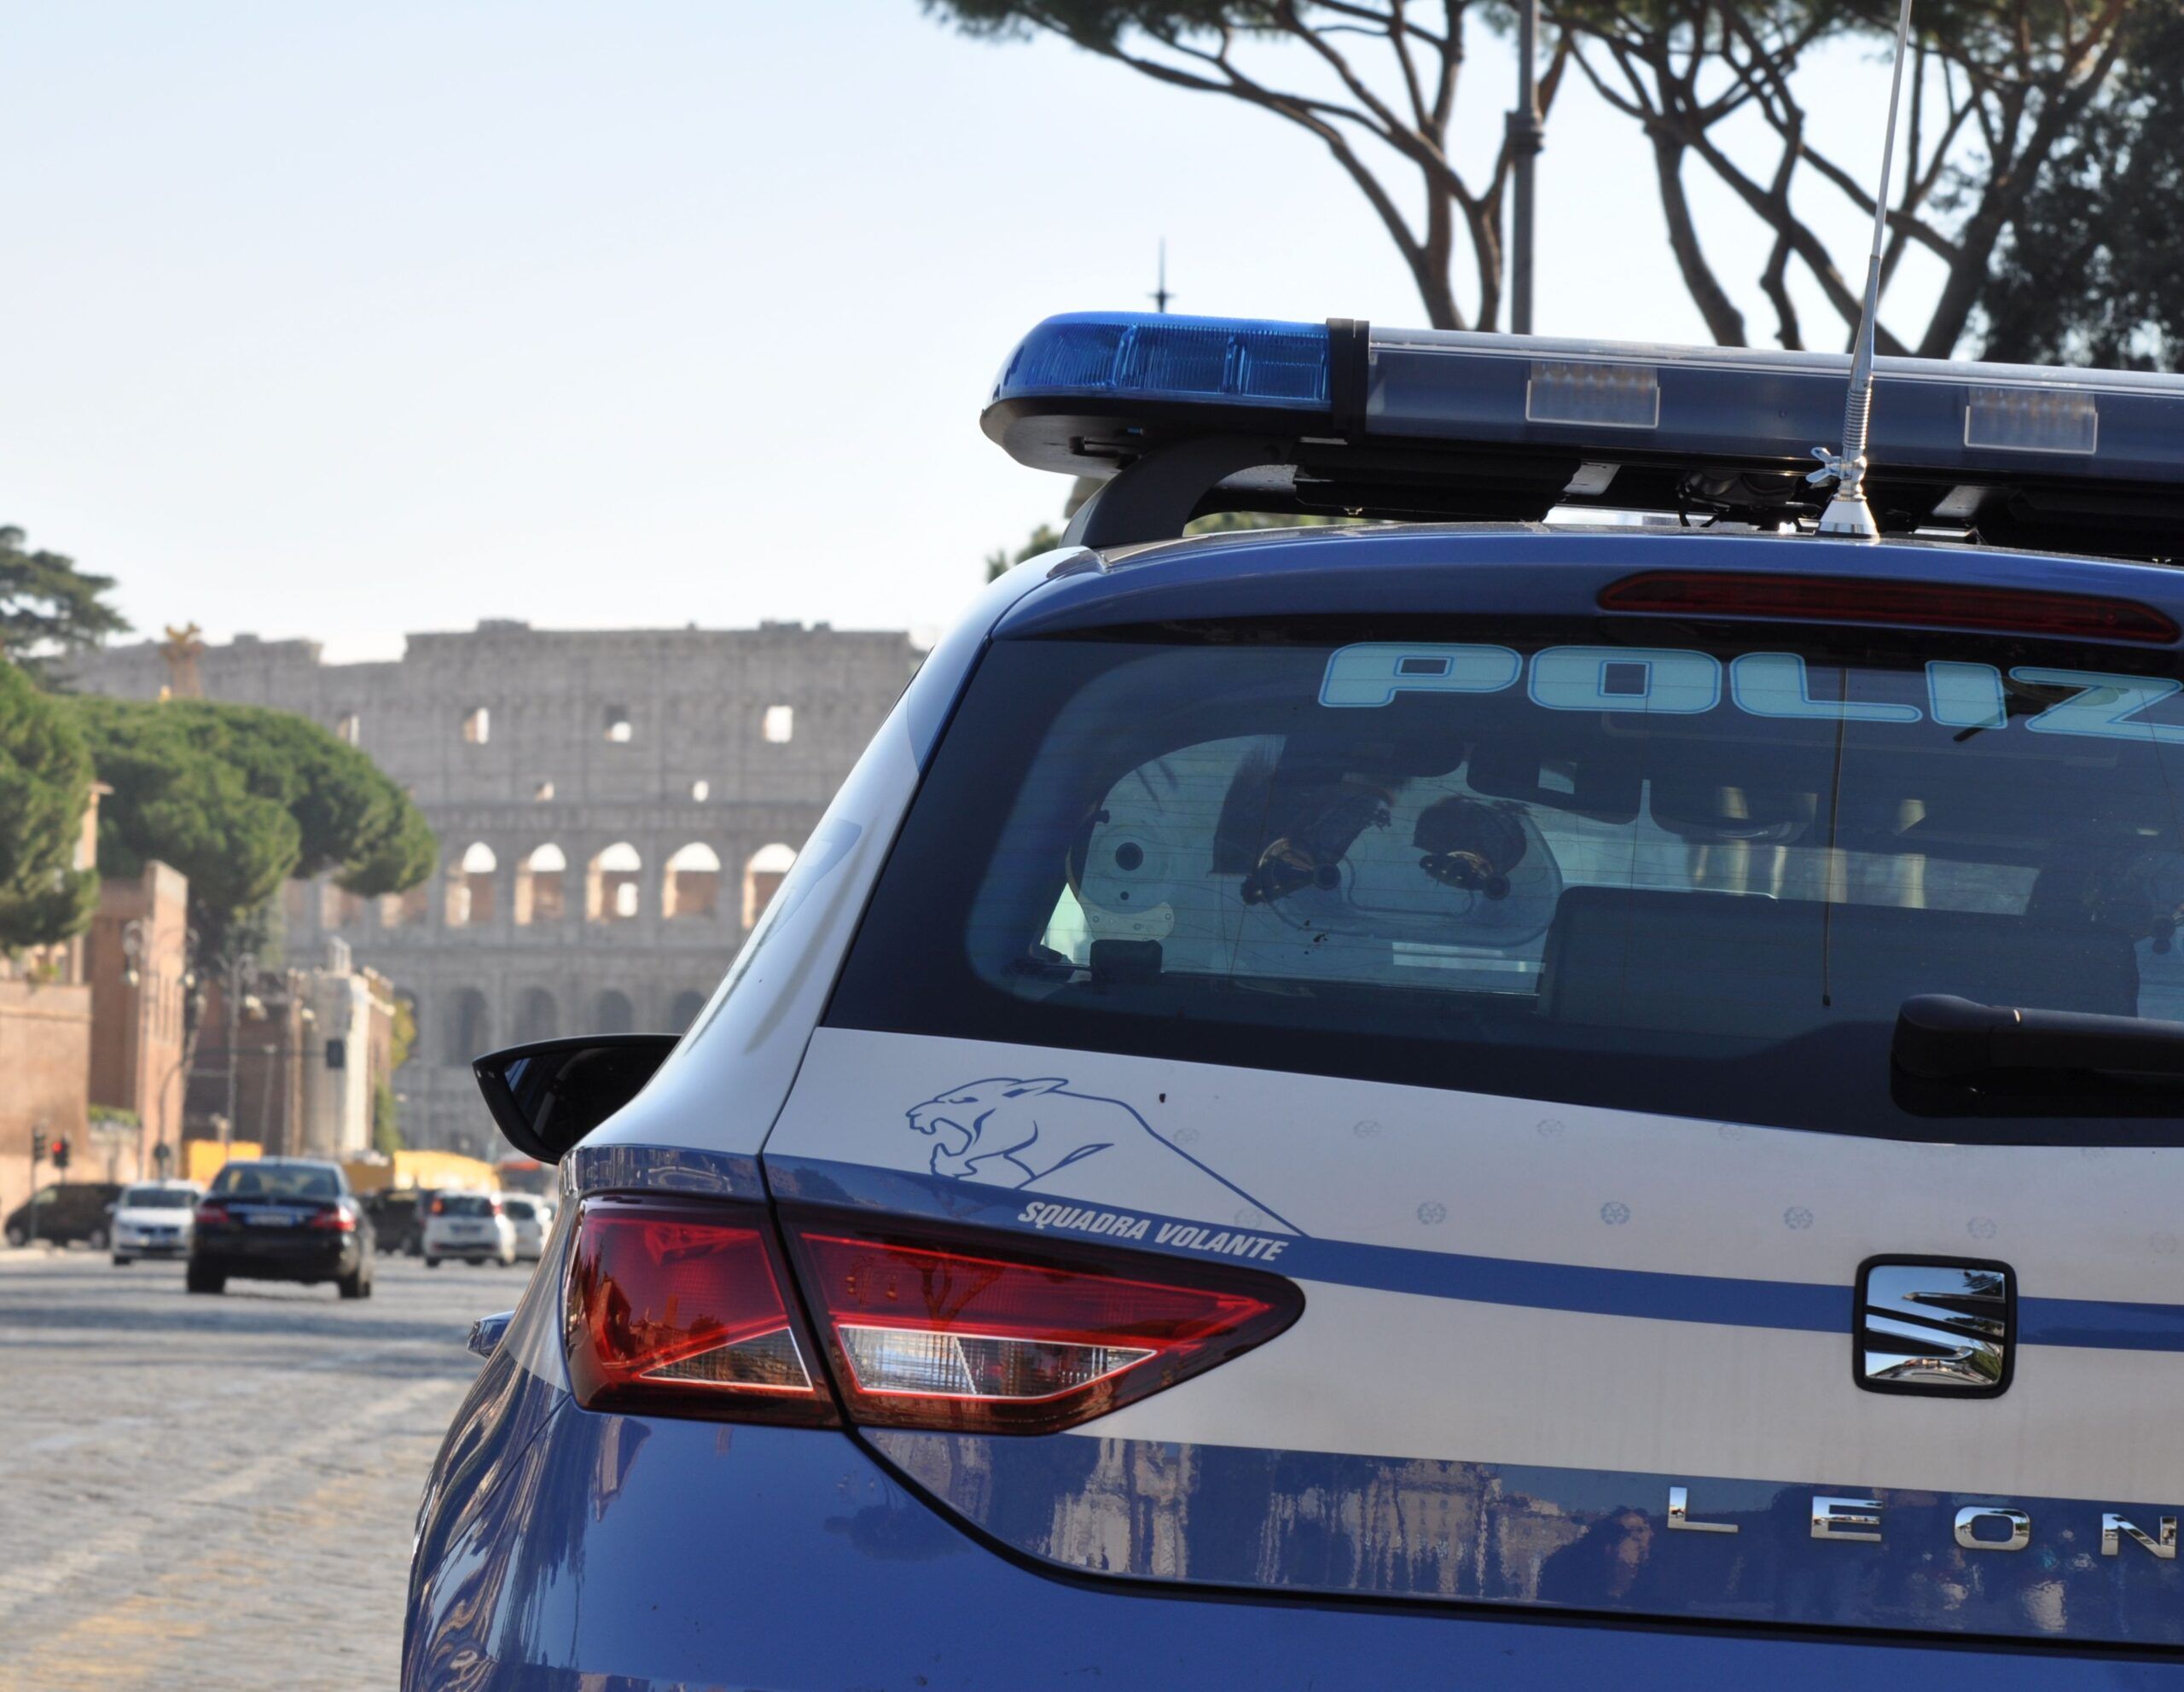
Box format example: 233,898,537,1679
187,1159,374,1299
362,1187,433,1256
3,1182,124,1249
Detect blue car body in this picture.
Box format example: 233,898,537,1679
407,320,2184,1688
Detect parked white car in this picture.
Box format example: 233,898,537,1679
111,1180,206,1265
421,1192,516,1267
499,1195,554,1262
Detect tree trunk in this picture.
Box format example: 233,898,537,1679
1410,188,1466,329
1918,178,2036,359
1471,196,1505,334
1653,134,1748,346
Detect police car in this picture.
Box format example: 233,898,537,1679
404,313,2184,1689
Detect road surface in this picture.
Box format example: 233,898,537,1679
0,1245,521,1691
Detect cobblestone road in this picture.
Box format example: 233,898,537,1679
0,1246,526,1691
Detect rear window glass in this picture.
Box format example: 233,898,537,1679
501,1199,537,1219
211,1164,340,1199
440,1195,497,1218
120,1187,195,1209
827,627,2184,1141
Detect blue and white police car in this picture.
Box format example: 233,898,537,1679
405,313,2184,1689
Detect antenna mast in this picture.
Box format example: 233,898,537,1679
1810,0,1917,540
1150,239,1174,314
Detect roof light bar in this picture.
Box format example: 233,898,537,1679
983,311,2184,555
1354,327,2180,484
995,312,1329,410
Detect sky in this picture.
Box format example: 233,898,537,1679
0,3,1934,661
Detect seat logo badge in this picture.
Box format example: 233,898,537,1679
1856,1255,2015,1397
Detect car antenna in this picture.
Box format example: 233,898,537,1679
1809,0,1918,540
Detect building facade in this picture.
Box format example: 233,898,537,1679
67,619,916,1154
188,940,398,1161
0,794,102,1224
84,860,192,1175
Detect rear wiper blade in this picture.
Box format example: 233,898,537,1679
1894,994,2184,1082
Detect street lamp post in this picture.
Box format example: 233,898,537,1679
119,920,148,1177
223,949,255,1152
1507,0,1544,335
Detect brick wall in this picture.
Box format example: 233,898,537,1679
0,980,93,1226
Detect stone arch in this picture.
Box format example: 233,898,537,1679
669,989,709,1032
742,842,797,929
662,842,722,920
444,987,491,1065
592,989,636,1035
587,842,643,923
514,986,560,1044
445,841,497,927
514,842,567,926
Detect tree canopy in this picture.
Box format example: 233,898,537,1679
68,698,437,959
1975,3,2183,368
1549,0,2144,358
930,0,2179,362
0,660,98,952
986,521,1068,580
0,526,130,677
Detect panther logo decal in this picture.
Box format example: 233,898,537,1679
906,1077,1298,1234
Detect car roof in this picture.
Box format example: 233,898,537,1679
995,523,2184,642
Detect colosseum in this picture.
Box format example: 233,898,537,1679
67,619,918,1154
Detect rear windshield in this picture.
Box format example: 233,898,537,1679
119,1187,194,1209
440,1195,497,1218
828,625,2184,1142
501,1199,537,1219
211,1164,340,1200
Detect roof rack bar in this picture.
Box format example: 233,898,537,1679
1062,436,1293,550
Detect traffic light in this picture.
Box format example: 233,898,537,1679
49,1138,69,1172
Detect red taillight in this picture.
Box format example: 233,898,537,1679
561,1199,1303,1434
784,1222,1302,1434
308,1208,356,1232
1599,570,2181,643
488,1200,504,1217
195,1201,231,1226
428,1197,446,1216
563,1198,835,1425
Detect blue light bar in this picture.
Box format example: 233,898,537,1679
992,312,1329,409
985,311,2184,489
